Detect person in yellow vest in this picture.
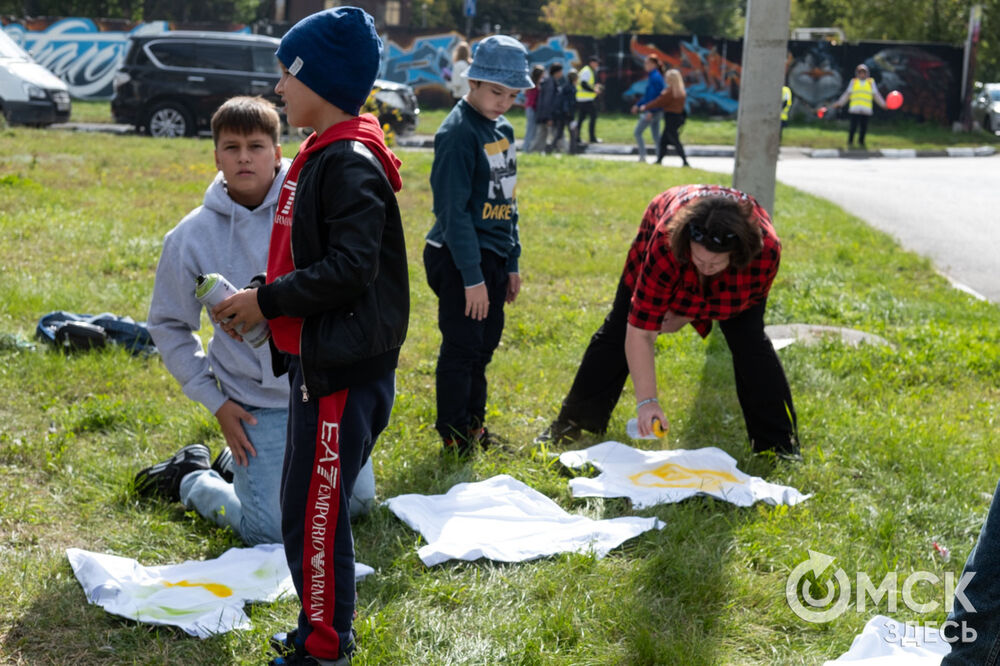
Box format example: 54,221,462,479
576,55,603,143
780,84,792,140
832,63,887,149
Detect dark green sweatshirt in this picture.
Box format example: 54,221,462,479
427,99,521,287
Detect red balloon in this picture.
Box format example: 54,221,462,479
886,90,903,110
817,106,828,119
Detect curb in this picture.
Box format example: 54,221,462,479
398,134,995,159
398,135,736,157
48,125,997,160
807,146,996,159
51,122,133,134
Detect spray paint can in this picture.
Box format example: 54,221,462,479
626,417,667,440
195,273,270,348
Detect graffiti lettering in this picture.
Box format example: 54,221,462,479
1,18,250,100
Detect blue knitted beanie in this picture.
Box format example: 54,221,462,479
276,7,382,116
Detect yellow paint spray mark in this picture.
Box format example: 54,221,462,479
162,579,233,598
629,463,741,492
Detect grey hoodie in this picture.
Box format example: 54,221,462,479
148,159,291,415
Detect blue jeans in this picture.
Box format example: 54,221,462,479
180,406,285,545
942,479,1000,664
634,110,662,160
523,107,537,152
180,407,377,545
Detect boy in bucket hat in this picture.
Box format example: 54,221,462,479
424,35,533,455
211,7,408,665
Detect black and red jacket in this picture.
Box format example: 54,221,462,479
257,118,408,398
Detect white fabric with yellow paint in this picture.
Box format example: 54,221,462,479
559,441,810,508
822,615,950,664
67,544,374,638
384,474,665,566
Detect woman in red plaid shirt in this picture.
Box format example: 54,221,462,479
537,184,800,459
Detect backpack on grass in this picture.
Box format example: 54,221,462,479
36,311,157,356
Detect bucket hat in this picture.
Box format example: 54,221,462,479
465,35,534,90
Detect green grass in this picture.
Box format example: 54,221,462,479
1,126,999,664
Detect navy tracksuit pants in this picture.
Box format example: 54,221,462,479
282,357,394,660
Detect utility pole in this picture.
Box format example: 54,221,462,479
732,0,791,216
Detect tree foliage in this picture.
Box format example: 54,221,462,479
792,0,1000,81
412,0,551,35
540,0,674,37
0,0,266,23
540,0,748,37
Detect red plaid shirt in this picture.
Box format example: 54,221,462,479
622,185,781,338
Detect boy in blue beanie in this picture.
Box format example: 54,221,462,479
424,35,533,455
212,7,408,665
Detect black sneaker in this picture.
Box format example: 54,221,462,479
475,427,512,453
134,443,210,501
441,436,475,458
211,446,235,483
268,654,350,666
752,438,802,463
270,629,298,657
533,420,583,446
268,628,355,665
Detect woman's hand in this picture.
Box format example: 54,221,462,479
660,311,693,333
636,399,669,438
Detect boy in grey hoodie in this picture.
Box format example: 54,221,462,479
137,96,374,546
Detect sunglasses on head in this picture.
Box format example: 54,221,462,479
689,224,737,251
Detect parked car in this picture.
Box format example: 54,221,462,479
972,82,1000,133
111,30,418,138
370,79,419,135
0,29,71,126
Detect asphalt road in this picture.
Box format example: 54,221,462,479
672,153,1000,303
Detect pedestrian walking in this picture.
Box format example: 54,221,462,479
642,68,689,167
631,55,664,162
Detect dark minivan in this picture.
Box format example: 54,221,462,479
112,30,419,138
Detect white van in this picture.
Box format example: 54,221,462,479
0,29,71,126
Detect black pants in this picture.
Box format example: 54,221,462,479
576,100,598,142
848,113,869,146
657,112,688,164
282,358,394,660
424,244,509,441
556,277,798,452
545,118,568,154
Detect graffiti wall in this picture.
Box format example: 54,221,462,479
1,17,963,124
379,29,961,123
379,30,583,109
0,17,247,99
785,40,960,124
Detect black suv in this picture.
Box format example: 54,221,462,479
111,31,419,138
